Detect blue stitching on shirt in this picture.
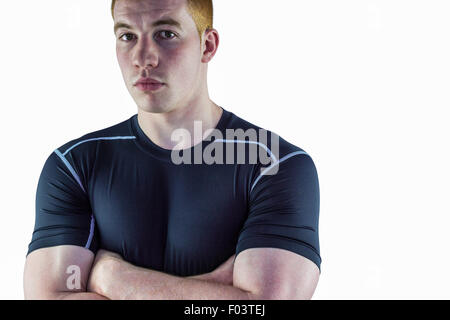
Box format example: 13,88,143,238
250,151,309,193
62,136,136,156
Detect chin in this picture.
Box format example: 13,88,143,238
137,101,170,114
138,105,164,114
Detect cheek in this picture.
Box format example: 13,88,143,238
166,46,200,82
116,50,130,73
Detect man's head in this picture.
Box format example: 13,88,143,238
112,0,218,114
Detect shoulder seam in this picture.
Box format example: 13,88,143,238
214,139,278,163
62,136,136,156
53,149,87,193
250,151,310,193
53,149,96,250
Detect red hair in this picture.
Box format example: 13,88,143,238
111,0,213,41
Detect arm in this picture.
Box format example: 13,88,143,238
188,254,235,285
87,250,251,300
25,150,105,300
87,247,319,300
233,247,320,300
24,245,108,300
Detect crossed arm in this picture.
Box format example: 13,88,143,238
24,245,320,300
86,249,252,300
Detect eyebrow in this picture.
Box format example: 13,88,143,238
114,18,182,34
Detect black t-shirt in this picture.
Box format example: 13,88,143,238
27,107,322,276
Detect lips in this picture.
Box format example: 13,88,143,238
134,77,165,92
134,77,164,85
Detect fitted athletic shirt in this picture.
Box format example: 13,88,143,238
27,107,322,276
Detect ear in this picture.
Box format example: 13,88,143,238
201,29,219,63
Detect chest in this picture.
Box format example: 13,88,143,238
89,158,252,275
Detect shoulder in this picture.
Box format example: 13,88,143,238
226,109,317,167
39,115,137,189
53,115,136,158
225,110,318,195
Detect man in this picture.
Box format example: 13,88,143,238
24,0,321,300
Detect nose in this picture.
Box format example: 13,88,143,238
132,36,159,70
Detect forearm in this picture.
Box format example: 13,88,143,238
99,259,254,300
187,271,219,282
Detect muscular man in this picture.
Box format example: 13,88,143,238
24,0,322,300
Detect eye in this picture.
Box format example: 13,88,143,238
156,30,177,40
119,33,136,42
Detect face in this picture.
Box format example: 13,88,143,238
113,0,207,114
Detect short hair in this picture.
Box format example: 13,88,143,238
111,0,213,41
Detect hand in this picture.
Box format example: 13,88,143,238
87,249,123,296
208,254,236,286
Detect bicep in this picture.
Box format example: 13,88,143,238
233,247,320,300
24,245,95,299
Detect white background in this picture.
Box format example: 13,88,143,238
1,0,449,299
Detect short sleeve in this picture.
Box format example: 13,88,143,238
26,150,99,257
235,151,322,272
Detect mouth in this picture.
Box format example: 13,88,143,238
134,82,165,92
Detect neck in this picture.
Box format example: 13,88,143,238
136,95,223,151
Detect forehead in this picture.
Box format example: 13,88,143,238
114,0,189,22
